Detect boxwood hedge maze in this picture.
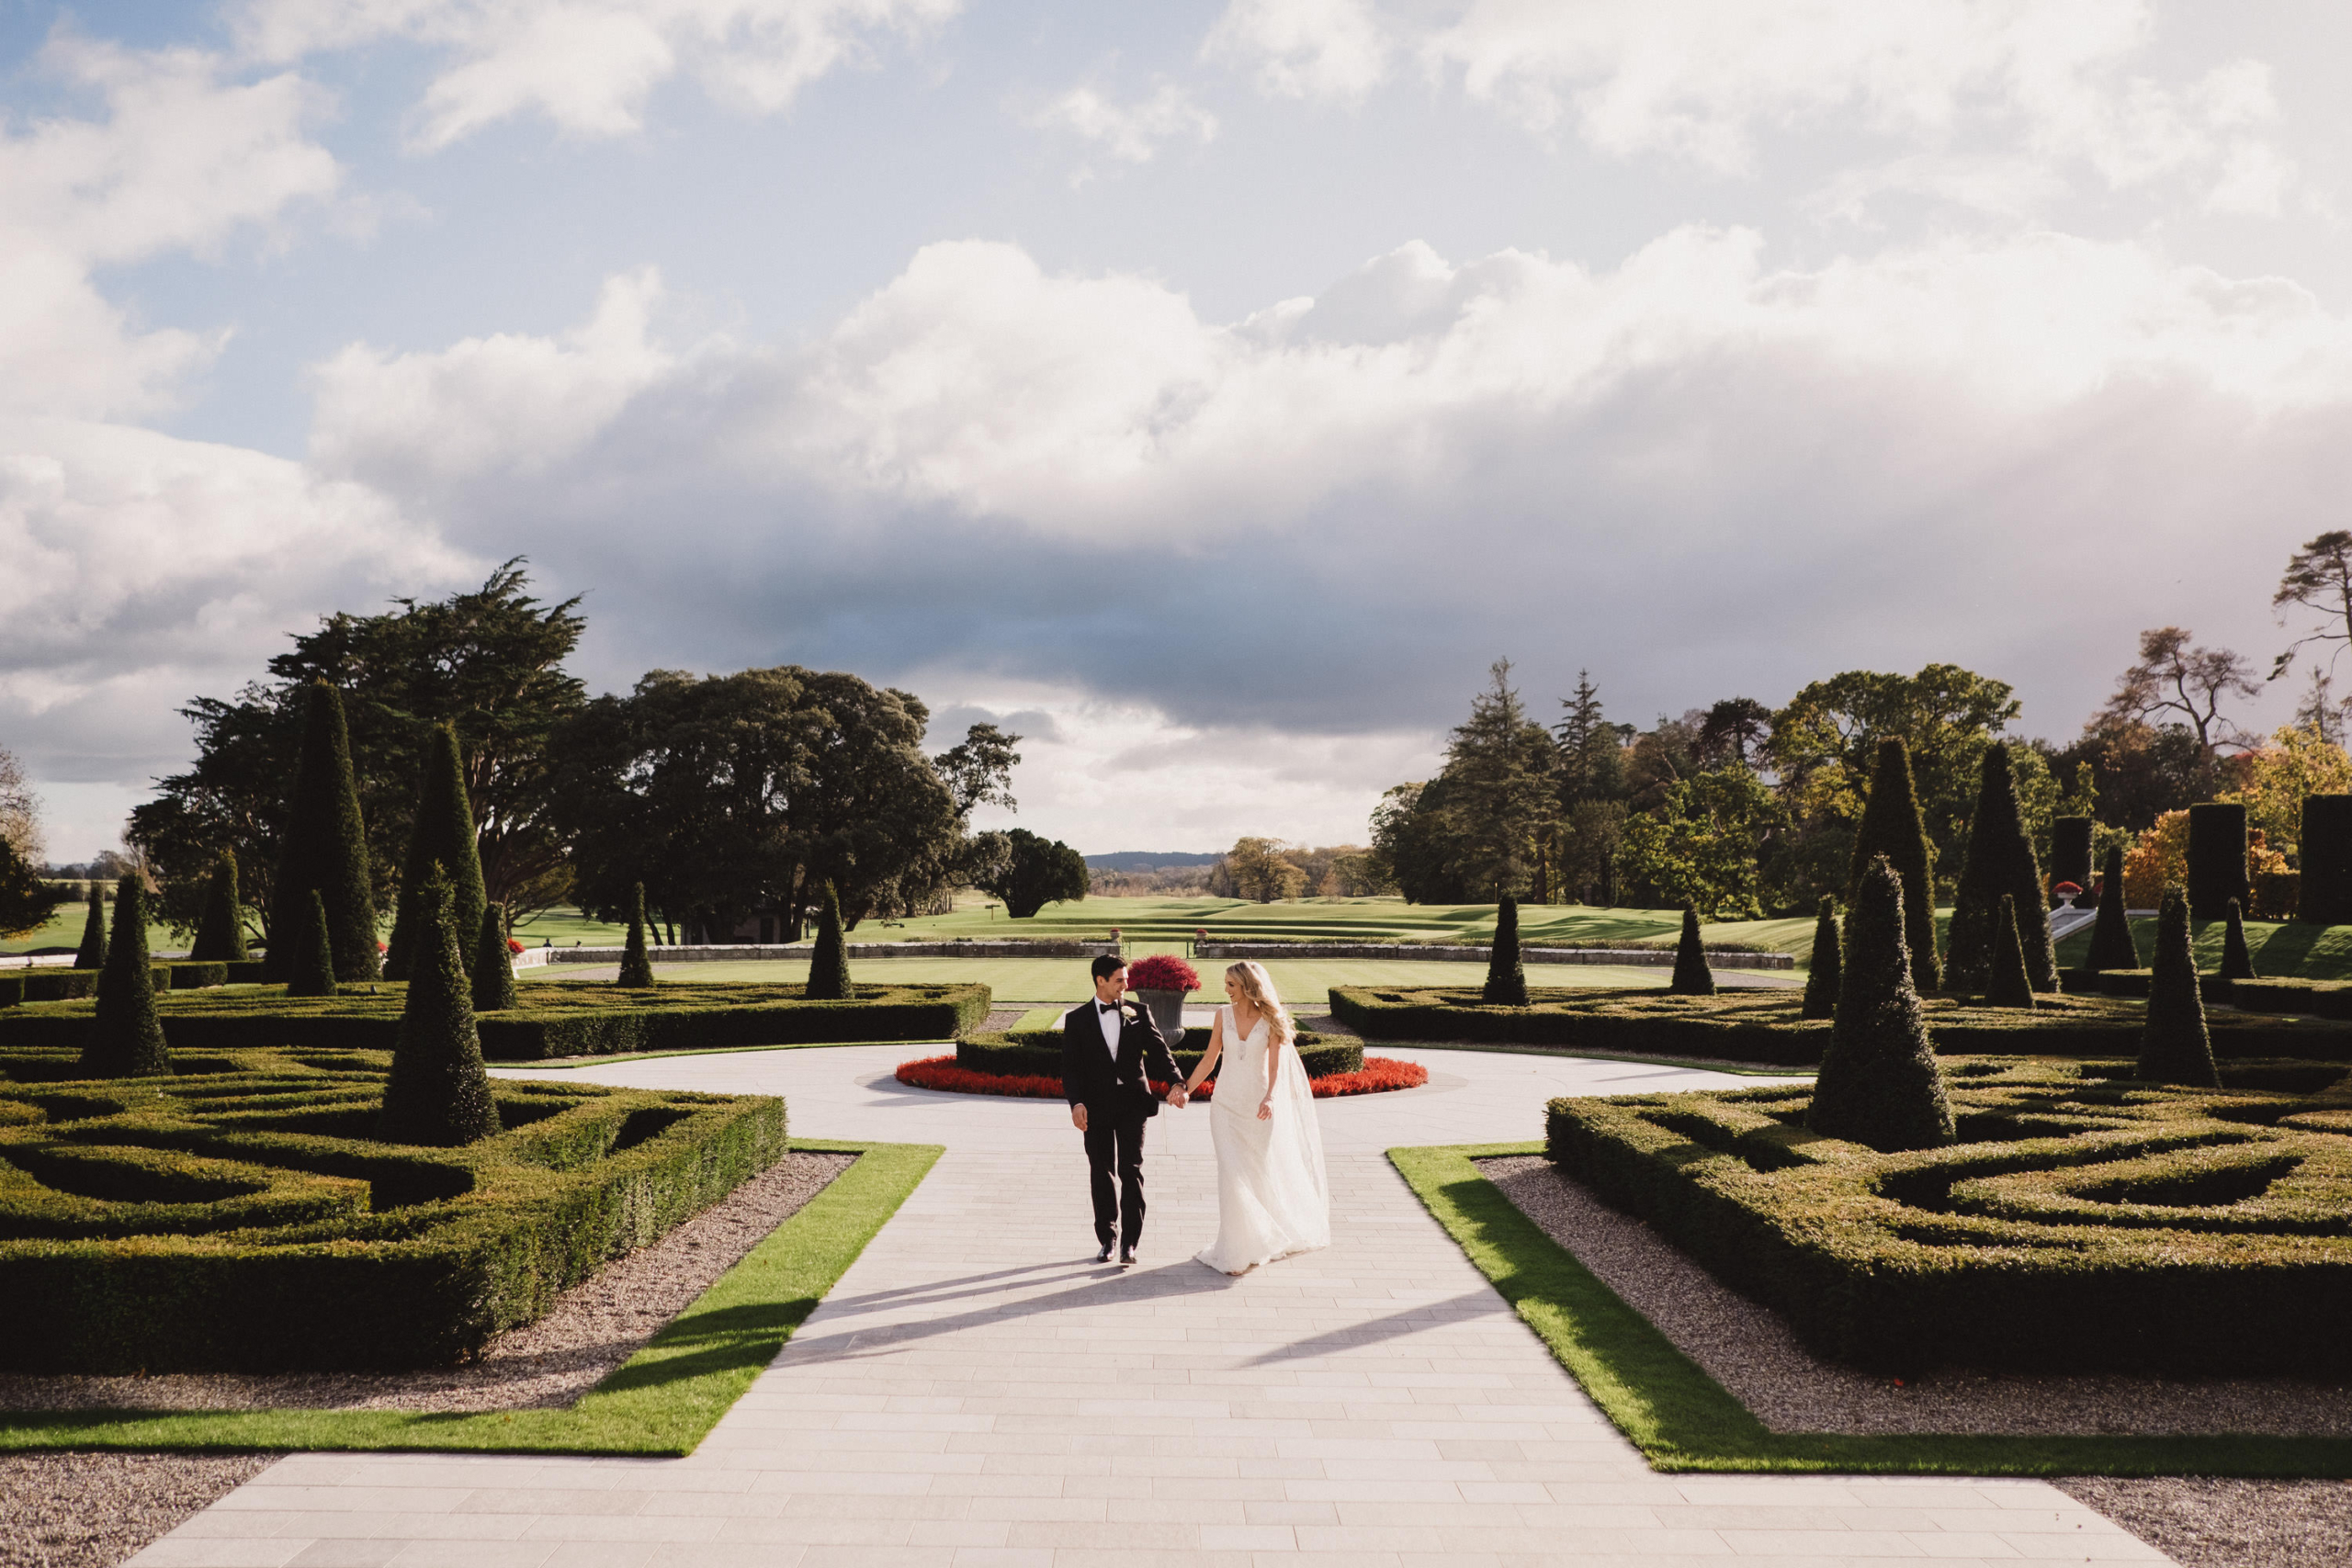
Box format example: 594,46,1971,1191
0,1045,785,1372
1546,1055,2352,1379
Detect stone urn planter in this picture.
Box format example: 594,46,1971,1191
1125,953,1203,1048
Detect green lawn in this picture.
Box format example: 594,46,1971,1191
524,955,1789,1007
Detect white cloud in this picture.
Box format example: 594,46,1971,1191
0,37,340,419
1029,83,1216,169
1203,0,1391,104
234,0,963,147
1418,1,2297,219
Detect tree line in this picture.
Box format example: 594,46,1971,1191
1372,532,2352,918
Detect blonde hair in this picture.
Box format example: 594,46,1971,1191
1226,961,1295,1048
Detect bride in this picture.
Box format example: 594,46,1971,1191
1182,961,1330,1275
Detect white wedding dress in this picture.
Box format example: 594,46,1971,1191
1195,1006,1331,1275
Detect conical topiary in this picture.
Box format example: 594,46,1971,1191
189,852,248,963
2220,897,2256,981
1483,896,1529,1006
616,883,657,987
472,900,517,1010
378,868,499,1146
72,886,106,972
1847,737,1940,994
806,880,852,1001
268,682,379,983
1668,905,1715,996
385,723,485,982
1945,745,2056,994
2139,886,2219,1088
1985,894,2036,1010
286,889,338,999
1800,896,1840,1021
2086,845,2139,972
79,876,170,1078
1807,854,1954,1152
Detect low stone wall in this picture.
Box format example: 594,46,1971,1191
1194,942,1793,970
541,939,1118,964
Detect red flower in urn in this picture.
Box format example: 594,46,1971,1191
1126,953,1202,991
2052,882,2082,900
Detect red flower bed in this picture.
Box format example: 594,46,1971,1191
1126,953,1201,991
894,1055,1429,1100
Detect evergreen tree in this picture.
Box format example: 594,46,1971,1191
0,839,65,941
2220,897,2256,981
1667,905,1715,996
1443,660,1558,897
378,868,500,1146
806,880,853,1000
1945,745,2056,993
616,882,657,987
1846,737,1941,994
1482,896,1529,1005
2139,886,2220,1087
72,886,106,971
79,876,170,1078
385,723,485,982
1807,855,1954,1152
267,682,379,983
286,889,338,999
1554,671,1628,805
472,900,517,1010
1800,896,1841,1021
2086,845,2140,971
189,852,248,963
1985,894,2036,1010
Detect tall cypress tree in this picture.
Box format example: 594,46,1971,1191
1807,855,1954,1152
472,900,518,1010
1985,894,2036,1010
1667,905,1715,996
2220,897,2256,981
1847,737,1940,995
267,682,379,983
189,852,249,963
378,868,500,1146
286,889,338,998
1801,896,1841,1021
1482,896,1529,1006
385,723,485,982
2139,886,2219,1088
79,877,170,1078
1946,745,2056,994
806,880,853,1001
2086,845,2140,971
616,882,657,987
71,886,106,971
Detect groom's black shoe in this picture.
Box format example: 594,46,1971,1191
1118,1247,1136,1267
1094,1243,1114,1264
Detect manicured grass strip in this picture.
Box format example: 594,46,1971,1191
1389,1142,2352,1478
1387,1041,1812,1077
0,1139,941,1456
498,1037,957,1070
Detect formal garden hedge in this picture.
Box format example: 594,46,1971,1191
1329,985,2352,1066
953,1026,1363,1080
0,981,990,1060
1544,1055,2352,1376
0,1045,785,1371
0,961,271,1009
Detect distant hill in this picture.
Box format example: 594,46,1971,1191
1085,851,1223,872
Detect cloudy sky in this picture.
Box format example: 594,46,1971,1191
5,1,2351,861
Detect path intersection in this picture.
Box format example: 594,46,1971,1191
135,1043,2165,1567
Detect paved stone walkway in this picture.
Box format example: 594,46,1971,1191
132,1043,2166,1566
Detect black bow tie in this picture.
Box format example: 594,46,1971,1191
1097,1001,1120,1013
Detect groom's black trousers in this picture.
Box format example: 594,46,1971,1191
1083,1113,1149,1251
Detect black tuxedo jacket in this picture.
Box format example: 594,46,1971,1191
1061,998,1182,1120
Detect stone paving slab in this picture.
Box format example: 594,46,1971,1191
129,1043,2170,1567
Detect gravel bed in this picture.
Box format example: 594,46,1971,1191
1477,1155,2352,1437
977,1008,1026,1032
0,1452,275,1568
2053,1476,2352,1567
0,1150,855,1415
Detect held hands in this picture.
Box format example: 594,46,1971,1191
1167,1085,1189,1109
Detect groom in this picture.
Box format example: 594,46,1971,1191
1064,954,1187,1267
